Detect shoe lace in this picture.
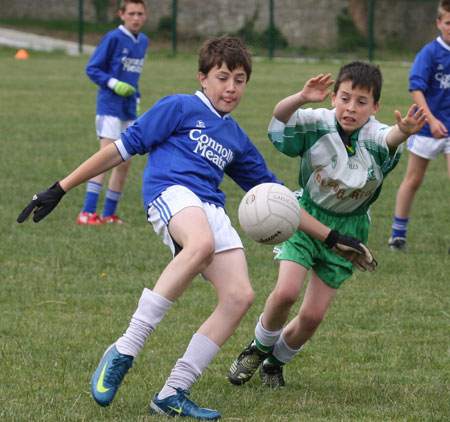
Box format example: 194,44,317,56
104,356,132,386
174,389,198,411
241,342,262,358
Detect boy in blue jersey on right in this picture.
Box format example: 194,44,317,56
17,36,376,419
77,0,149,226
389,0,450,252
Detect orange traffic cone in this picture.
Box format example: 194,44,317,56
14,49,29,59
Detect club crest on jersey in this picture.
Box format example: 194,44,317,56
331,155,337,169
366,165,376,181
190,129,234,170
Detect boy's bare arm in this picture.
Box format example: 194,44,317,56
274,74,334,123
386,104,427,149
17,143,124,223
60,143,123,191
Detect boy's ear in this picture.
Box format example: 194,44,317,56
372,101,380,115
198,72,207,88
331,92,336,107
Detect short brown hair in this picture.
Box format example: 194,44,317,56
198,35,252,82
438,0,450,18
119,0,147,11
334,61,383,103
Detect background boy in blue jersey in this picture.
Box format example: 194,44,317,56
389,0,450,251
77,0,149,225
227,62,426,390
17,36,376,420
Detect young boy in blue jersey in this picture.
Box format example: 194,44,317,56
77,0,149,225
389,0,450,252
17,37,376,420
227,62,427,389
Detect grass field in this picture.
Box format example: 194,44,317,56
1,46,449,422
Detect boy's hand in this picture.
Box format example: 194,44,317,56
299,73,334,104
395,104,427,136
17,182,66,223
428,117,448,139
325,229,378,272
114,81,136,97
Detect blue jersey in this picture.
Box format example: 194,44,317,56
115,90,279,208
409,36,450,137
86,25,149,120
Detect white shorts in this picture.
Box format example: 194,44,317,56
147,185,243,256
407,134,450,159
95,115,135,140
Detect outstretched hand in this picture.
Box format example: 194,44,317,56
300,73,334,104
325,229,377,272
394,104,427,136
17,182,66,223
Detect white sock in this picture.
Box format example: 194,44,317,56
116,288,172,358
254,313,283,348
157,333,220,400
272,334,303,364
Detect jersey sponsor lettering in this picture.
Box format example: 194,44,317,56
435,72,450,89
190,129,234,170
313,168,374,201
122,57,145,73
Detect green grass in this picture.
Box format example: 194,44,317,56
0,47,449,422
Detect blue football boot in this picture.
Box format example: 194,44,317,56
90,344,133,407
150,388,221,420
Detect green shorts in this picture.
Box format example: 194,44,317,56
275,194,370,289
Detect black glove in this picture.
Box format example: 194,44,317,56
325,229,377,272
17,182,66,223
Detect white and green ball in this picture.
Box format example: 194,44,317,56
238,183,301,245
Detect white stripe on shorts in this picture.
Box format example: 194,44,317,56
152,196,171,225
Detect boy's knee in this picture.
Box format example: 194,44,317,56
118,159,132,173
240,285,255,310
405,174,424,191
227,283,254,313
190,238,215,269
299,308,324,330
271,286,298,309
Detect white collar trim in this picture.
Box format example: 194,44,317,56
119,24,139,42
437,36,450,51
195,90,230,119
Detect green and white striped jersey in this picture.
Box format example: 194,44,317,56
268,107,402,215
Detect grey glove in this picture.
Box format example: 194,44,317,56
325,229,377,272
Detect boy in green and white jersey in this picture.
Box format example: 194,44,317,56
228,61,427,389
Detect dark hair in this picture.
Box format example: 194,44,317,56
334,61,383,103
119,0,147,11
198,35,252,82
438,0,450,18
